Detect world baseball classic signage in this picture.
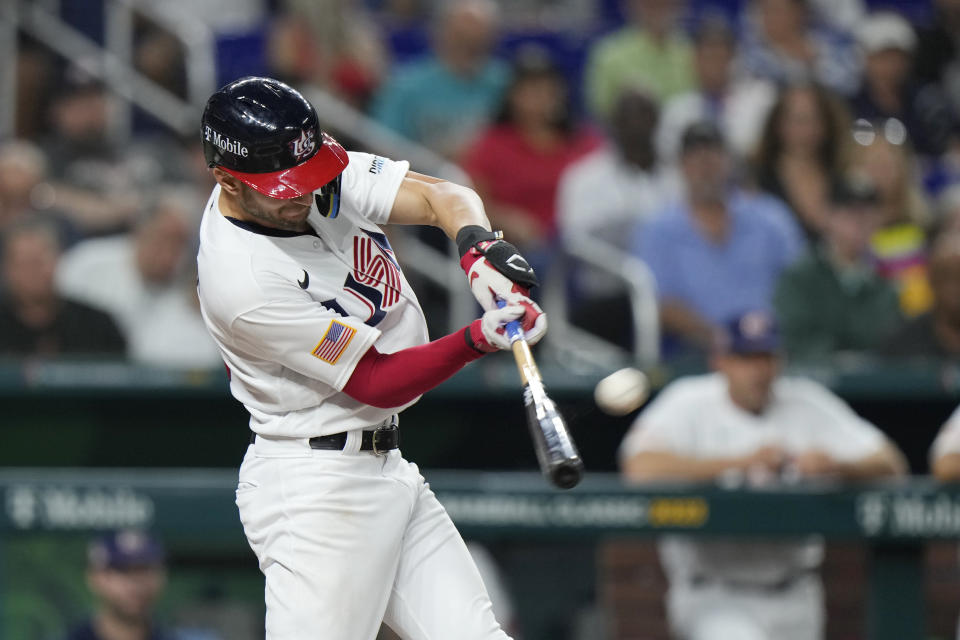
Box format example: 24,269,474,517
857,491,960,538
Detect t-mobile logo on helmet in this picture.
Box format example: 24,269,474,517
289,128,317,162
204,125,249,157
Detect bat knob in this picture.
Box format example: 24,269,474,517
550,460,584,490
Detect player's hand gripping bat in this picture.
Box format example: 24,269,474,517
499,301,584,489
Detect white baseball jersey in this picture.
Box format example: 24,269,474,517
930,405,960,461
619,373,887,585
197,152,429,437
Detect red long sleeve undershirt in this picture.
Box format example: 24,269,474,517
342,324,485,408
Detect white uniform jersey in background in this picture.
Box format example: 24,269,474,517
931,405,960,460
197,152,429,438
619,373,887,585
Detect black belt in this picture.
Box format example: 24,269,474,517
249,416,399,455
689,569,816,593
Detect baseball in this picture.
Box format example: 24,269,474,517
594,367,650,416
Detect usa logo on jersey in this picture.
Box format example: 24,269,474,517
343,230,402,326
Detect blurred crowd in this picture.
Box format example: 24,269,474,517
6,0,960,370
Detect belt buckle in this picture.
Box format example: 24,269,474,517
371,416,398,456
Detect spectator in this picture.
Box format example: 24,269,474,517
267,0,388,110
849,124,933,316
557,87,668,346
130,25,188,135
753,83,851,243
774,174,902,361
370,0,508,157
13,37,58,139
807,0,867,33
656,16,776,164
850,11,958,159
914,0,960,114
0,220,125,357
635,122,803,358
736,0,861,97
583,0,695,118
461,51,603,273
619,309,906,640
559,88,666,245
55,188,220,369
38,70,140,234
883,231,960,360
372,0,432,64
0,139,79,248
65,530,176,640
935,183,960,238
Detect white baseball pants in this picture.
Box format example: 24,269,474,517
235,433,512,640
666,575,824,640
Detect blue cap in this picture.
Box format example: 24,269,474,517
716,310,781,354
87,530,165,570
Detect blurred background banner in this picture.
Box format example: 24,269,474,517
6,0,960,638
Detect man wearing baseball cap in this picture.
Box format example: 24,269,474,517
618,310,905,640
851,10,957,157
65,530,174,640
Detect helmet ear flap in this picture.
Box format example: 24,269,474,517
315,174,342,218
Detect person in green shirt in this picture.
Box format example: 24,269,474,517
774,174,903,361
584,0,696,118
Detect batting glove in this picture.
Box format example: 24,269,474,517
457,225,538,304
465,304,547,353
456,225,545,330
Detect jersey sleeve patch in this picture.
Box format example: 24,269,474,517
311,320,357,364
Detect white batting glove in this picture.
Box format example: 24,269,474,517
466,305,548,353
481,304,525,350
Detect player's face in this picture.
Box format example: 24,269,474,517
2,231,58,302
238,183,314,232
716,352,780,414
88,565,166,623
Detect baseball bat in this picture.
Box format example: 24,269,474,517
499,302,584,489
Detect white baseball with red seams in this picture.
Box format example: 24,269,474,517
197,152,512,640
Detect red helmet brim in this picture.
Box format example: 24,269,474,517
221,135,349,199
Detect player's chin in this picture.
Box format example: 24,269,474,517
276,206,311,224
280,203,310,217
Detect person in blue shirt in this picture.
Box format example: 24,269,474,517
370,0,508,158
635,121,804,360
65,530,178,640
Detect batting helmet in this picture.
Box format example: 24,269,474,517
201,77,349,202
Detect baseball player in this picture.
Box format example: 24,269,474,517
931,405,960,482
929,406,960,640
195,77,546,640
618,310,905,640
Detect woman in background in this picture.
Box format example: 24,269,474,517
461,50,602,277
753,83,851,242
850,120,934,316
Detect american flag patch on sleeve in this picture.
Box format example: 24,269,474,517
311,320,356,364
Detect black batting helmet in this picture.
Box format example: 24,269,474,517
201,76,348,201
